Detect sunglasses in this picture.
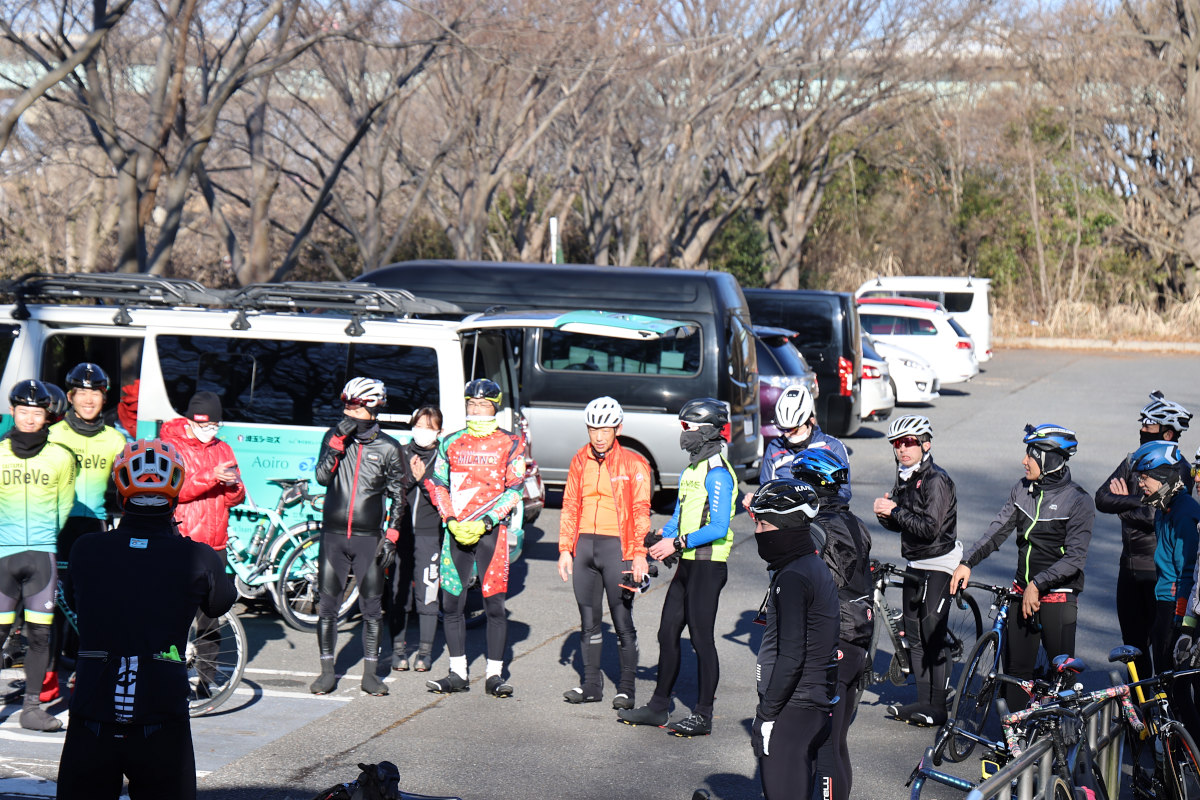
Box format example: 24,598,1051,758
681,421,706,431
341,396,373,408
891,436,921,449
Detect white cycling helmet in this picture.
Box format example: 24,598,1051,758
888,414,933,441
774,386,815,430
1140,390,1192,433
340,377,387,409
584,396,624,427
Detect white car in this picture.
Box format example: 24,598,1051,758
864,332,940,404
857,298,980,385
855,275,994,362
860,337,896,422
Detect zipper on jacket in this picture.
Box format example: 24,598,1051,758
347,444,364,538
1020,490,1045,585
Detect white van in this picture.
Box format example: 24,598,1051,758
855,276,993,362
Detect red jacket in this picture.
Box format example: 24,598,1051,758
559,440,652,562
160,417,246,551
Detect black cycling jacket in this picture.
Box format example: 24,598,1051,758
1095,453,1193,574
964,466,1095,594
401,440,442,537
814,500,874,648
68,511,235,724
756,533,840,718
877,456,958,562
316,427,408,537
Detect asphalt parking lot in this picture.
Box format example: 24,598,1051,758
2,348,1198,799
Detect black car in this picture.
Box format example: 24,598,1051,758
744,288,862,437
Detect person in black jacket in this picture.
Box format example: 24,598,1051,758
952,424,1095,709
793,449,871,800
310,377,408,697
388,405,442,673
1095,392,1193,679
56,439,235,800
873,414,959,726
749,478,839,800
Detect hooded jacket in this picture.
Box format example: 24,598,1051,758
963,466,1095,594
159,417,246,551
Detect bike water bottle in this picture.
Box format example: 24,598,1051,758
248,525,267,558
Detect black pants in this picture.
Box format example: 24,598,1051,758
648,559,727,718
1150,599,1200,740
814,642,867,800
443,533,507,662
388,531,441,654
572,534,637,695
901,568,951,704
760,705,831,800
1004,596,1077,710
1118,566,1157,679
56,717,196,800
318,533,386,621
56,517,106,667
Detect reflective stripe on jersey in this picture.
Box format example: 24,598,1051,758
677,454,736,562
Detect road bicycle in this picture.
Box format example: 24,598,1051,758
861,560,983,704
227,478,358,631
942,580,1054,763
1108,644,1200,799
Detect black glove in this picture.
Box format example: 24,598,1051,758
375,534,397,565
643,531,679,568
751,714,775,758
335,416,358,438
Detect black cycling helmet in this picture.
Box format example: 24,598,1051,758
791,448,849,491
464,379,503,408
45,383,68,423
9,379,53,409
679,397,730,441
748,478,820,526
65,362,110,393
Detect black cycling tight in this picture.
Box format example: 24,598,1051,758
0,551,56,702
443,532,507,662
1004,596,1076,710
761,705,831,800
901,568,951,703
389,531,441,653
647,559,727,719
572,534,637,695
318,533,386,620
814,642,867,800
57,717,196,800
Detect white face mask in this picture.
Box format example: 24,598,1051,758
411,428,439,448
190,422,219,443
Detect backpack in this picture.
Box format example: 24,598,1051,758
310,762,408,800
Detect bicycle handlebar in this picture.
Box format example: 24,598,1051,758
964,581,1024,602
1001,683,1143,758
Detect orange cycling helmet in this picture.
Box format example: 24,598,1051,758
113,439,186,504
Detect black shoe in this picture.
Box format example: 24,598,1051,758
392,651,411,672
486,675,513,698
617,704,669,727
19,706,62,733
612,693,634,711
310,665,338,695
361,671,389,696
426,672,469,694
564,687,602,704
887,701,919,719
667,713,712,737
413,653,432,672
905,705,947,727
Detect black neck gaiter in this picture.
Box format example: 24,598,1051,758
10,428,48,459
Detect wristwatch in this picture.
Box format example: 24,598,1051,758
673,534,687,552
483,518,495,533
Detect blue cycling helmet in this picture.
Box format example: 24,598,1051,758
791,448,849,492
1130,440,1187,509
1022,424,1078,457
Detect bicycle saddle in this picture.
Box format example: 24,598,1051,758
1107,644,1142,664
268,477,309,489
1051,654,1086,674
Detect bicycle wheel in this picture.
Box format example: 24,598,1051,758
945,592,982,663
1162,721,1200,800
263,521,321,611
188,610,247,716
946,630,1001,763
1047,776,1075,800
276,534,360,632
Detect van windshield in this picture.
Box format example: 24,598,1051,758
746,299,833,350
156,335,439,428
538,326,701,375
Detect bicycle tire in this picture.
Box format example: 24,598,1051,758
1047,776,1075,800
1162,721,1200,800
863,598,886,687
263,521,321,611
946,630,1001,763
276,534,360,633
946,592,982,663
188,610,247,716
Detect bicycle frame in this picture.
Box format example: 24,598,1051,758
225,480,323,591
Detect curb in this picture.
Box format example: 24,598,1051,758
994,337,1200,354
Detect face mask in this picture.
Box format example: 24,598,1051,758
1140,429,1164,446
411,428,439,448
786,431,811,447
191,422,218,444
680,430,707,456
355,417,378,438
466,414,498,436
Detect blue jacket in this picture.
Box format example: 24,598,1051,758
760,427,852,503
1155,493,1200,610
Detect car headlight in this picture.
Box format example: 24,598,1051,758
897,358,920,369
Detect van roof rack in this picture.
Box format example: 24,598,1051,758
2,272,228,324
228,282,463,335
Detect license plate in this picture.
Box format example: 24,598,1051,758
524,476,541,500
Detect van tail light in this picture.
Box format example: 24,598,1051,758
955,340,973,350
838,357,853,396
862,364,881,379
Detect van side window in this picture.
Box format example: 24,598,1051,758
539,327,701,376
156,335,438,428
0,325,18,381
41,332,144,412
943,292,974,313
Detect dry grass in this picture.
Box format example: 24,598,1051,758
995,297,1200,341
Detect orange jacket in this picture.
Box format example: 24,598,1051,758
560,441,652,561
